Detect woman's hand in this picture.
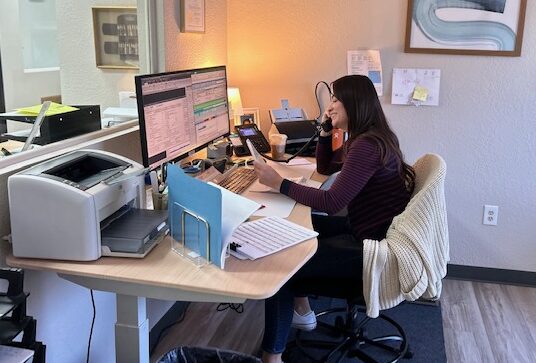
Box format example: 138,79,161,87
253,160,284,191
320,111,333,137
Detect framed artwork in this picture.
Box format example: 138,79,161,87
240,108,261,128
405,0,527,56
92,6,139,69
180,0,205,33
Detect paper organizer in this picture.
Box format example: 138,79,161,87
167,165,260,269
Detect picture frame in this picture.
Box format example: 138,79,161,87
240,108,261,128
92,6,139,69
405,0,526,57
180,0,205,33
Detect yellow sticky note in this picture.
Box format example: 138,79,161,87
412,86,428,102
16,102,79,116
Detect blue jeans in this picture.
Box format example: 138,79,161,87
261,215,363,354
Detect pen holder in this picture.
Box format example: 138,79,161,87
151,192,168,211
170,201,210,268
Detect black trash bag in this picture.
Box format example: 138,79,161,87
157,346,262,363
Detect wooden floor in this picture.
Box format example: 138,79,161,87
150,279,536,363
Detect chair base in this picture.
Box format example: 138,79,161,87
286,305,411,363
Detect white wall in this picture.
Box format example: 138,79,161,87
226,0,536,272
55,0,139,110
164,0,228,70
0,1,61,111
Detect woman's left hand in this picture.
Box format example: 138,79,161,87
253,160,284,191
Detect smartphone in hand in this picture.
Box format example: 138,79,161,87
246,139,265,163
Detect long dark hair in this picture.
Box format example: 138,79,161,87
332,75,415,192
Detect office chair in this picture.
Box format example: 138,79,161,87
287,154,448,362
0,267,46,362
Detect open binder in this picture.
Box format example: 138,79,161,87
167,165,261,268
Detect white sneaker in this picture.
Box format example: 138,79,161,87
291,310,317,331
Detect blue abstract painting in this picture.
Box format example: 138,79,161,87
405,0,526,56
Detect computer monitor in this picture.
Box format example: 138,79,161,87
135,66,230,169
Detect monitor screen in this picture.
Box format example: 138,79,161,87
135,66,230,169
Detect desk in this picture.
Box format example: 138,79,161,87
6,170,322,363
0,140,24,155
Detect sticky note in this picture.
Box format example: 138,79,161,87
412,86,428,102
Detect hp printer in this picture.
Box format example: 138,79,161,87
8,150,167,261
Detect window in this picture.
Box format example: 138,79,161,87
18,0,59,70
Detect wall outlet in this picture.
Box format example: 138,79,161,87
483,205,499,225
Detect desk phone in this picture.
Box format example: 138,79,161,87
234,124,270,156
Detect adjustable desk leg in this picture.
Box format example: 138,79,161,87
115,294,149,363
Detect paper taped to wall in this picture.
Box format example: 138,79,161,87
391,68,441,106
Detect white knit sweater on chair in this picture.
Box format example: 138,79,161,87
362,154,449,318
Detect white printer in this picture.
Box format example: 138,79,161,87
7,149,158,261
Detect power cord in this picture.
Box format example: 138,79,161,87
149,302,191,356
216,303,244,313
313,81,332,122
86,289,96,363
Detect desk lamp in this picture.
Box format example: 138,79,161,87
227,87,243,127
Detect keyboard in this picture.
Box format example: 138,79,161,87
217,167,257,194
229,216,319,260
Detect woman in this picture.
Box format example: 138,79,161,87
253,75,415,363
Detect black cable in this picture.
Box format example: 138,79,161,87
86,289,96,363
216,303,244,313
258,128,321,163
313,81,332,122
149,302,191,356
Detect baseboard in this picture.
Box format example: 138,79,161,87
149,301,189,353
446,264,536,287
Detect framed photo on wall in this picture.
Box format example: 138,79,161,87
180,0,205,33
405,0,527,56
92,6,139,69
240,108,261,129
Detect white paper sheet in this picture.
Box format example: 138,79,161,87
244,160,320,217
248,176,307,193
347,50,383,96
286,157,313,166
208,182,261,268
0,345,34,363
391,68,441,106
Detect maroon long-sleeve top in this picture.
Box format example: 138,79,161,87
280,135,412,242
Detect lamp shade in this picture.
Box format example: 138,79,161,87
227,87,243,119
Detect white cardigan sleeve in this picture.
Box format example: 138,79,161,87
361,154,449,318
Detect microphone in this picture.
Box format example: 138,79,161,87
320,117,333,132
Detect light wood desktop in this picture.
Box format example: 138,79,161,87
6,164,325,363
0,140,24,155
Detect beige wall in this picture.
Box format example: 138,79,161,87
56,0,139,109
225,0,536,272
227,0,391,132
164,0,227,70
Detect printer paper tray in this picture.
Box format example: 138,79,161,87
100,207,169,258
101,228,168,258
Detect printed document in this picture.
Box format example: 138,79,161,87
391,68,441,106
347,50,383,96
229,216,318,260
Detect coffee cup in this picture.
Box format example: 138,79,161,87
269,134,287,160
